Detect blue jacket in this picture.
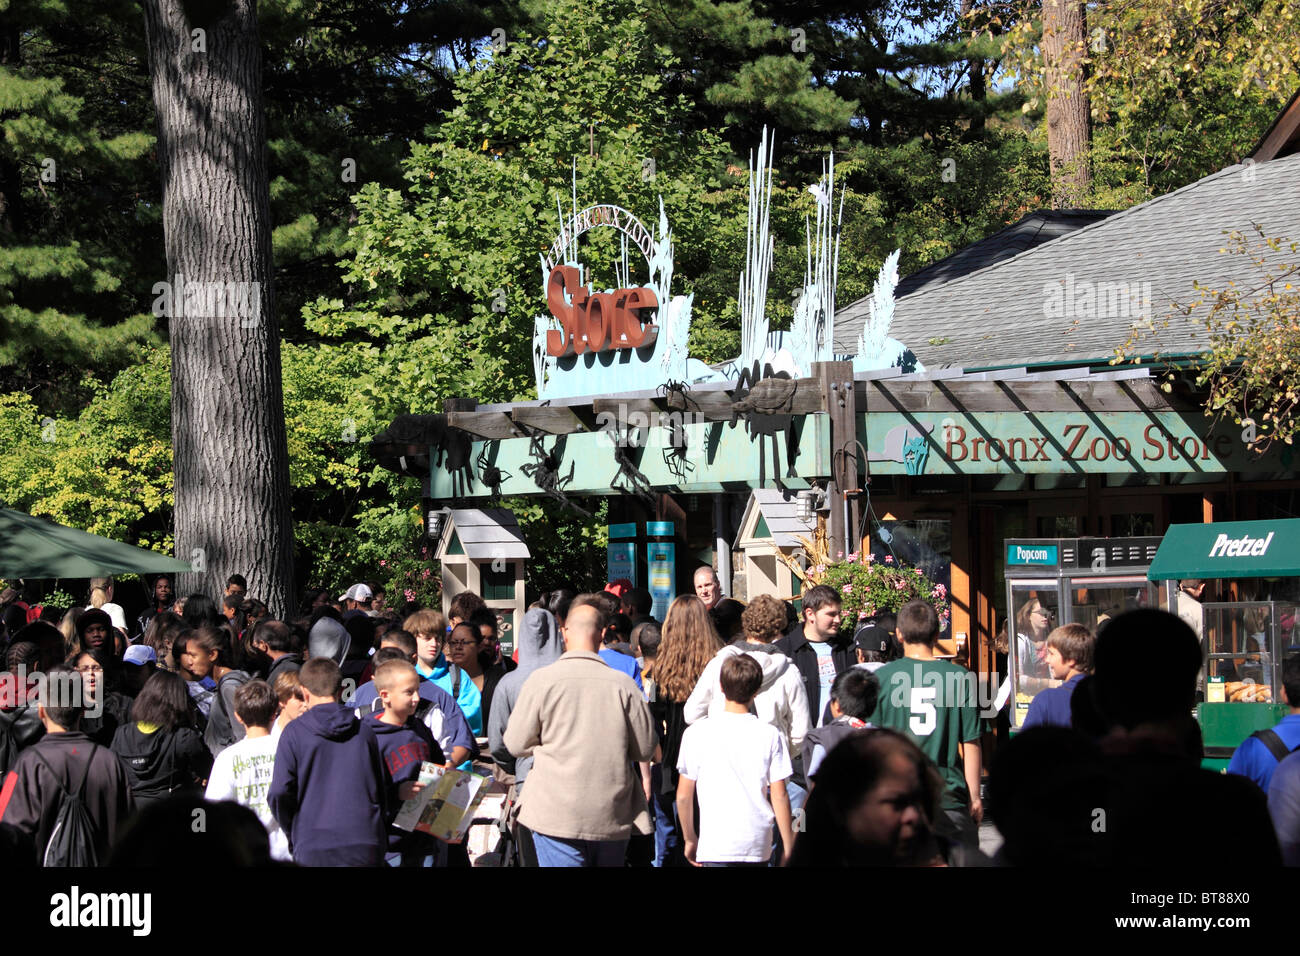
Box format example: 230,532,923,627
268,702,388,866
351,676,478,762
1227,712,1300,793
599,647,644,694
366,715,444,854
1021,674,1085,731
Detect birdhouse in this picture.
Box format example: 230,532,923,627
434,508,530,659
734,489,816,602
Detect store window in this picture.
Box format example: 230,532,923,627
870,519,951,637
1008,581,1061,729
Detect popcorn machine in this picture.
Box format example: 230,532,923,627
1004,537,1162,731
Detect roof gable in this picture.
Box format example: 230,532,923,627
835,152,1300,369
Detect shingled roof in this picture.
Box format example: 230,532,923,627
892,210,1116,300
834,152,1300,369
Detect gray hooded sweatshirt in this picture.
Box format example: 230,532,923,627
308,617,351,666
488,607,563,785
683,639,811,759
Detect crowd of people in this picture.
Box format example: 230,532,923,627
0,567,1296,867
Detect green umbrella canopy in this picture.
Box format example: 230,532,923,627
0,509,191,579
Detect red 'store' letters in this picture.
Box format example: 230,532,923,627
545,264,659,357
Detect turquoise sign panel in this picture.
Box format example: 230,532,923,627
607,541,637,586
648,541,676,620
1006,543,1059,565
859,411,1295,475
608,523,637,539
428,415,829,499
647,521,674,537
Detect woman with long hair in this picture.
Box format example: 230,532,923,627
177,626,251,756
1014,598,1055,680
110,670,212,806
650,595,723,866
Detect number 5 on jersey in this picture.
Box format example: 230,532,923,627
909,686,937,737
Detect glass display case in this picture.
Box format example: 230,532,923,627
1004,537,1162,731
1147,519,1300,767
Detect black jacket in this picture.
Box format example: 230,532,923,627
775,622,856,727
0,731,134,864
110,722,212,807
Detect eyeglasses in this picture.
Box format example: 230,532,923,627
446,640,478,649
75,665,103,674
1032,608,1055,619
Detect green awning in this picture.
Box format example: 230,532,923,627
0,509,191,579
1148,519,1300,580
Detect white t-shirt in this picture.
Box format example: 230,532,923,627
89,602,128,632
204,733,291,861
812,641,835,726
677,712,793,863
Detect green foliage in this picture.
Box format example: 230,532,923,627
0,0,161,408
820,554,951,630
993,0,1296,205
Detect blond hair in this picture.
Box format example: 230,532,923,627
655,595,723,703
403,607,446,637
374,659,418,694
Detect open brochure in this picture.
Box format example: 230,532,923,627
392,762,490,844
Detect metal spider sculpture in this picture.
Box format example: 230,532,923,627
730,360,800,486
519,429,590,518
611,442,659,509
475,444,512,498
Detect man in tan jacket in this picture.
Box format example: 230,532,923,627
504,599,657,866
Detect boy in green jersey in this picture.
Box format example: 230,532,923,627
868,600,983,849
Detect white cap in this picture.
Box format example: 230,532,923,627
339,583,373,602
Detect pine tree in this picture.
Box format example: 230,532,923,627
0,0,158,409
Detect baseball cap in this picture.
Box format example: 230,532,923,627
124,645,157,666
339,583,373,602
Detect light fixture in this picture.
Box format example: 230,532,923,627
426,507,450,545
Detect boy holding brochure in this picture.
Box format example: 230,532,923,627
366,659,446,867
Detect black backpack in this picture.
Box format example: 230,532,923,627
1250,728,1300,763
31,748,101,867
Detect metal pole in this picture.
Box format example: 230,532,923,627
714,494,732,597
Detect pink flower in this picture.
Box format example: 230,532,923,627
379,560,387,567
858,611,868,620
914,568,923,575
884,555,893,564
422,569,431,579
842,584,854,595
894,580,906,590
404,588,416,601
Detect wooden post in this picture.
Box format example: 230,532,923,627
815,361,856,559
444,397,477,413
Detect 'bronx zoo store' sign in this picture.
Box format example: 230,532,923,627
861,411,1294,476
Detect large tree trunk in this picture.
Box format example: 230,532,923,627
1041,0,1090,207
141,0,295,615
